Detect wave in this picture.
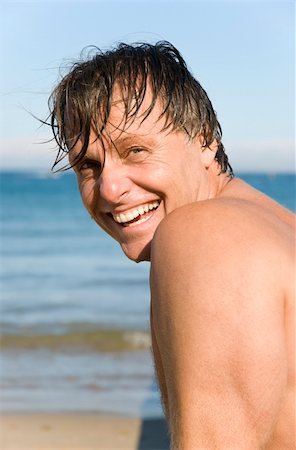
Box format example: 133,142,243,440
0,328,151,353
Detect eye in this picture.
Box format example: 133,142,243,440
129,147,144,154
126,147,148,161
78,159,102,173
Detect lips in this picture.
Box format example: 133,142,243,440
112,201,160,225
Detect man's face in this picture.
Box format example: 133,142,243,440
70,89,210,262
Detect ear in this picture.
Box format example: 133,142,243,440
200,138,218,169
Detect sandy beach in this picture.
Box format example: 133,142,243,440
0,413,170,450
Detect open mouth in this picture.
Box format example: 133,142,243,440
111,201,160,227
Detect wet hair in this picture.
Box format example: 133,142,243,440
48,40,233,176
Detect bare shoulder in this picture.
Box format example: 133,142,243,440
151,195,294,304
152,195,294,262
150,196,295,449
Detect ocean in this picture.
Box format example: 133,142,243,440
0,172,295,417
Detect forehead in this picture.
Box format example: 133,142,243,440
68,82,171,163
106,83,166,140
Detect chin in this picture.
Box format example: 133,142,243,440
121,241,152,263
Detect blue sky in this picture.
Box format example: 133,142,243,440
0,0,294,172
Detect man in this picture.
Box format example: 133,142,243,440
48,41,295,449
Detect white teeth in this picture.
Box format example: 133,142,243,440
113,201,160,224
149,202,159,210
126,212,134,221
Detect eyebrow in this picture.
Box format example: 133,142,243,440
113,133,157,147
68,131,158,167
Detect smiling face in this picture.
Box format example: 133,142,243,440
70,89,212,262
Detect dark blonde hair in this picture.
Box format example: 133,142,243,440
48,41,233,175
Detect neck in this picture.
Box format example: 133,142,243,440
207,162,233,199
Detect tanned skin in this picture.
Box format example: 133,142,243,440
69,88,295,449
150,176,295,449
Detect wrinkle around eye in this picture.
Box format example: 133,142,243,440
80,159,101,170
77,160,102,178
125,146,150,162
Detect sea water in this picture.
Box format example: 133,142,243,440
0,171,295,417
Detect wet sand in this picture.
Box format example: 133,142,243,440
0,413,170,450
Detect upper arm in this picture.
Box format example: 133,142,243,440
150,202,287,449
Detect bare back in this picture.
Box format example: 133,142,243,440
220,178,295,448
150,178,295,449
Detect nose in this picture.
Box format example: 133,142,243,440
97,160,131,206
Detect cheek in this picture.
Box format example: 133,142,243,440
181,156,202,190
140,164,175,189
78,179,97,212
